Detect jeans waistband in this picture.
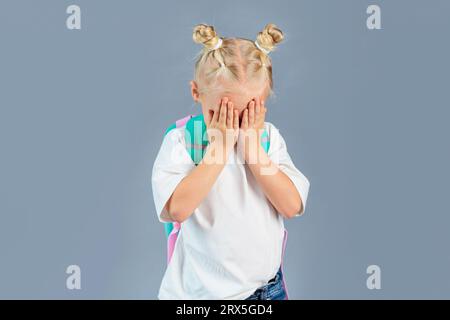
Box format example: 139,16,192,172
267,267,283,286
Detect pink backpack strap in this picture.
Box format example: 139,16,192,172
281,228,290,299
176,114,195,128
167,222,181,264
165,114,195,265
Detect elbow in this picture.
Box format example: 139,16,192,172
280,174,309,219
280,198,304,219
170,213,188,224
165,193,188,223
166,202,190,224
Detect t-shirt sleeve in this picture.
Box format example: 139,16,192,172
151,128,196,223
266,122,310,216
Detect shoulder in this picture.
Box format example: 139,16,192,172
163,125,186,147
153,124,193,168
155,125,187,160
264,121,279,137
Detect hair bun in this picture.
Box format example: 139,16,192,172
256,23,284,54
193,24,221,51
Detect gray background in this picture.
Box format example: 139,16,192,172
1,0,449,299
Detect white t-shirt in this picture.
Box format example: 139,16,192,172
151,121,310,300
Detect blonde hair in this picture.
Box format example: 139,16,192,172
192,23,284,97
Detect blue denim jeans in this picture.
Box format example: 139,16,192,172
245,267,287,300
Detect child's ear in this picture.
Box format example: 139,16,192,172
190,80,200,102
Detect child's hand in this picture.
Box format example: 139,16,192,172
207,97,239,156
240,97,267,133
238,97,267,162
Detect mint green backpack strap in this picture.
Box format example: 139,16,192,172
163,222,173,238
185,114,208,165
261,129,270,154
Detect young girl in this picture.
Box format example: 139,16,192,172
151,23,310,300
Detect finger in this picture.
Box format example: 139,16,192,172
255,97,261,114
233,109,239,130
211,109,219,125
208,109,214,126
249,100,255,125
211,99,221,124
242,108,248,129
219,97,228,125
227,101,233,128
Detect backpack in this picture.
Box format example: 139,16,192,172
162,113,289,299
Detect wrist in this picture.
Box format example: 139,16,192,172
239,135,262,163
204,140,233,165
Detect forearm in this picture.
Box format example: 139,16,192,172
245,144,303,219
165,141,229,223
